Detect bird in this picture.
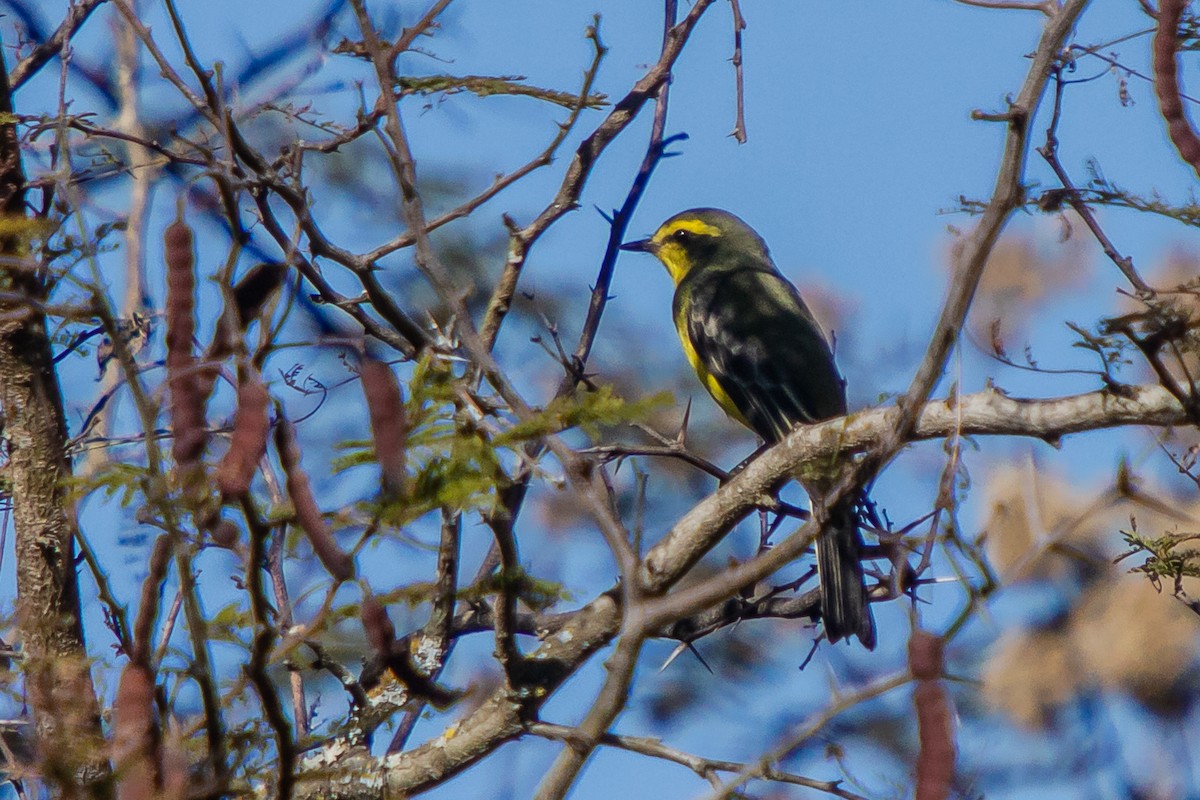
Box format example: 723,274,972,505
620,207,876,648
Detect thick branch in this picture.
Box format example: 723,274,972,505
297,383,1182,797
641,383,1174,593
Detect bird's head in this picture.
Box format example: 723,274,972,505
620,208,771,284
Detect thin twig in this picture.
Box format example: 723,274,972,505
529,722,869,799
387,0,455,61
1037,65,1153,294
563,0,681,391
267,525,308,736
479,0,719,348
242,497,296,800
174,549,230,788
955,0,1055,12
728,0,747,142
702,671,912,800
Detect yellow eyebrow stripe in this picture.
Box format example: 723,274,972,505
652,218,723,244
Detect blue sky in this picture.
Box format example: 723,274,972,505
7,1,1200,797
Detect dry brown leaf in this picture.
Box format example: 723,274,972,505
960,230,1090,350
982,627,1079,729
1069,578,1197,706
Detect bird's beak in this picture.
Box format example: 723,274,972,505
619,238,656,254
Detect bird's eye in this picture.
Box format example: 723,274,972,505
672,229,692,242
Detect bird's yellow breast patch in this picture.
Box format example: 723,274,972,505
672,303,750,427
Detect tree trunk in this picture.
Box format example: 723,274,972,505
0,39,110,797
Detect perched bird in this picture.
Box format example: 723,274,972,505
621,208,876,648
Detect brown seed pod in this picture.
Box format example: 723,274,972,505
914,680,955,800
908,628,944,681
164,215,207,467
359,358,408,496
215,369,270,496
209,518,240,549
360,593,397,655
113,663,159,800
1154,0,1200,178
275,418,354,581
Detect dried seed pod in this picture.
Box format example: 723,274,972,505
914,681,955,800
911,628,955,800
275,418,354,581
216,370,270,496
359,358,408,496
1155,0,1200,177
209,518,240,549
164,215,207,467
113,663,159,800
132,535,173,666
361,593,396,655
908,628,944,681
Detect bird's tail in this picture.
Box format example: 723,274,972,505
816,500,876,649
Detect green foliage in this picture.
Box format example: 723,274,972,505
495,386,672,447
67,461,148,507
208,601,255,646
463,567,570,611
338,355,669,521
403,431,501,519
1120,523,1200,590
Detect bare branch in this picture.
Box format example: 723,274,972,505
532,631,647,800
701,671,912,799
1037,67,1153,294
728,0,747,142
955,0,1056,13
9,0,109,90
299,382,1184,797
529,722,870,799
564,1,681,390
480,0,719,346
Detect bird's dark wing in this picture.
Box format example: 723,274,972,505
678,263,875,648
680,265,847,443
